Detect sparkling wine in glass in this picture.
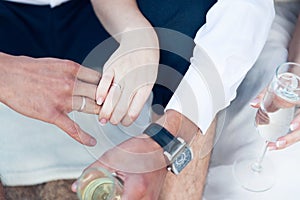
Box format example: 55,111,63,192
233,62,300,192
77,167,123,200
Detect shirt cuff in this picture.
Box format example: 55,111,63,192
165,46,225,134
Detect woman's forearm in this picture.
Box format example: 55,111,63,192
288,14,300,62
90,0,158,45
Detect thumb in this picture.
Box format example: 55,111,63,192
54,113,97,146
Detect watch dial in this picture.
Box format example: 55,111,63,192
174,147,192,173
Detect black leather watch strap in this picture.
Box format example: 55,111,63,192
144,123,182,153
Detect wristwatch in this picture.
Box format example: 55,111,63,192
144,123,193,175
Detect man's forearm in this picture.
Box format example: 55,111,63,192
288,14,300,63
158,115,216,200
152,110,209,200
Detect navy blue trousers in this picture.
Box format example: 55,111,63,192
0,0,216,114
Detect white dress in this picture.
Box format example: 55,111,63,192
203,2,300,200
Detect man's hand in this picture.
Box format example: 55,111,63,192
72,110,200,199
0,53,101,146
72,134,168,200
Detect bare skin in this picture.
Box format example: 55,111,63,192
91,0,159,126
159,119,216,200
251,12,300,151
72,110,215,200
0,52,101,146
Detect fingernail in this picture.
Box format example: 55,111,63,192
71,181,78,192
290,122,299,131
250,98,260,107
90,138,97,146
99,118,107,126
276,140,286,148
97,97,103,105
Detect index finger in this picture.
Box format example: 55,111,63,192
54,113,97,146
250,88,267,108
274,132,299,150
77,66,101,84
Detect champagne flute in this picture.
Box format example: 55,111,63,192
233,62,300,192
76,167,123,200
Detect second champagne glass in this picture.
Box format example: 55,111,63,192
76,167,123,200
233,62,300,192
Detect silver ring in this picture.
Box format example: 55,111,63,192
112,82,122,90
79,96,86,112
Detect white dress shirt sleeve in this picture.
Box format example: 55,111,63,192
3,0,70,7
166,0,275,134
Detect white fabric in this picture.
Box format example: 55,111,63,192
203,2,300,199
166,0,275,134
0,96,152,186
165,46,225,136
3,0,70,7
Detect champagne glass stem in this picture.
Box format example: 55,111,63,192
251,141,269,173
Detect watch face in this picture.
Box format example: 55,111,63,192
172,146,193,174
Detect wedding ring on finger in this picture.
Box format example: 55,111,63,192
79,96,86,112
112,82,122,90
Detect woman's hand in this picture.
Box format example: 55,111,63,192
251,12,300,149
0,53,101,146
250,90,300,150
96,29,159,126
270,12,300,150
90,0,159,126
268,110,300,150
